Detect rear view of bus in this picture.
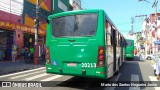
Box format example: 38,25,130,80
45,10,107,79
125,39,134,59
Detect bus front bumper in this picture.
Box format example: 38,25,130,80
126,54,134,58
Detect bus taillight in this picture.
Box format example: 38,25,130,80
46,47,51,64
97,46,104,67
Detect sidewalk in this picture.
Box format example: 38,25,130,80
0,59,45,75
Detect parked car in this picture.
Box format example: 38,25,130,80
145,53,154,60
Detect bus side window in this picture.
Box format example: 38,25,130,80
116,32,119,47
120,36,122,47
107,34,111,45
111,30,113,45
110,35,113,45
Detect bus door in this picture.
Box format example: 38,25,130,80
120,36,123,65
112,29,117,72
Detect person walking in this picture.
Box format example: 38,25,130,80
155,46,160,80
156,56,160,80
24,47,30,63
20,46,25,60
41,45,46,61
11,43,17,62
29,46,34,62
134,47,137,55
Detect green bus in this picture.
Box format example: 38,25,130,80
45,9,126,79
125,39,134,59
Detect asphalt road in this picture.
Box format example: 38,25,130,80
0,56,159,90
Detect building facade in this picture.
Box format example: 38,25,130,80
0,0,70,61
141,13,160,55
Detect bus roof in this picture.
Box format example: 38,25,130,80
48,9,103,20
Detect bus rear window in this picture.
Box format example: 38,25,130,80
52,14,98,37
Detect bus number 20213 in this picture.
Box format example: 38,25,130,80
81,63,96,68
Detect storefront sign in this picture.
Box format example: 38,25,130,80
0,19,45,35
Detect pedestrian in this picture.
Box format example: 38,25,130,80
134,47,137,55
29,46,34,62
41,46,45,61
20,46,25,60
156,56,160,80
11,43,18,62
24,47,29,62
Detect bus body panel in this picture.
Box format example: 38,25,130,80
46,9,125,79
46,10,107,79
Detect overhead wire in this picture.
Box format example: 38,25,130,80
81,0,90,9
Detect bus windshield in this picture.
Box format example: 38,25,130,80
126,40,132,46
52,14,98,37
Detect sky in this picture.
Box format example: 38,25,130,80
81,0,160,36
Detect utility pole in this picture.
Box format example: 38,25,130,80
34,0,40,64
130,17,134,34
152,0,158,41
152,0,158,62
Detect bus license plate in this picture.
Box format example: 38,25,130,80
67,63,77,67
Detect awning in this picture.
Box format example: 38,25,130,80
154,41,160,44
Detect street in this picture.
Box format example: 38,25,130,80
0,55,159,90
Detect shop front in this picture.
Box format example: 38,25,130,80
0,19,45,62
0,29,15,60
24,33,35,48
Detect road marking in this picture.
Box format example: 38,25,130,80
40,75,62,81
10,70,46,79
149,76,160,90
24,73,49,81
0,67,46,78
129,74,140,90
149,76,158,81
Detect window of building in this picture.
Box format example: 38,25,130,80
0,0,24,16
158,16,160,20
